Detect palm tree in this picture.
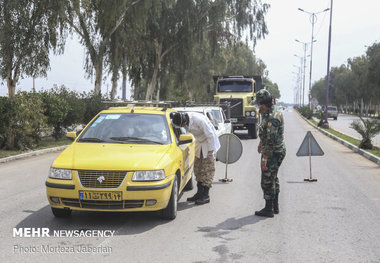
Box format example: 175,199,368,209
350,116,380,149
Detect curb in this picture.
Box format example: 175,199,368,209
0,145,69,164
296,111,380,165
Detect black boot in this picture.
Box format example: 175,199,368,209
274,193,279,214
187,182,203,202
255,200,274,217
195,185,210,205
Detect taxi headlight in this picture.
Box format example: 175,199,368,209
132,170,166,181
245,111,251,116
251,111,256,117
49,168,72,180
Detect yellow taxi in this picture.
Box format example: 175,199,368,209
45,106,195,220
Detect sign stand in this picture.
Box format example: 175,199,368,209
220,134,233,182
296,131,324,182
216,133,243,183
304,136,318,182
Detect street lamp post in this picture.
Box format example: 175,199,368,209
298,7,330,108
295,39,312,107
294,54,304,106
324,0,334,127
293,65,302,106
292,72,300,106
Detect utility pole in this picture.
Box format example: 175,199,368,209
298,7,330,108
324,0,333,127
295,39,311,107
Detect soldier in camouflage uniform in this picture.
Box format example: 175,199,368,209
254,89,286,217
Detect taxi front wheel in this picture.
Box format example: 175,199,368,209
161,177,178,220
51,207,72,217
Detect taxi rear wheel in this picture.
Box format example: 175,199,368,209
161,177,178,220
51,207,72,217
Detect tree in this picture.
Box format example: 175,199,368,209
366,42,380,104
332,65,358,110
0,0,67,98
149,40,272,103
348,56,370,114
311,78,326,105
127,0,269,100
64,0,142,95
263,78,280,100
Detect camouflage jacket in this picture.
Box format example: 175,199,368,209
259,105,286,156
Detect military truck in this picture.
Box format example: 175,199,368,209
209,75,263,139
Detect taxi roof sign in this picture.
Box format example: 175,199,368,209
296,131,324,156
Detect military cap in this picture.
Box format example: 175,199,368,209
255,89,272,104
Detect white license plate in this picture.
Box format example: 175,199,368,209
79,190,122,201
230,118,238,123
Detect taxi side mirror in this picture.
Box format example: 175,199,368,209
66,131,77,141
178,134,193,145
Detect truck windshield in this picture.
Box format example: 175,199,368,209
218,81,252,92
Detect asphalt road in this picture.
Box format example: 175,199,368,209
1,110,379,263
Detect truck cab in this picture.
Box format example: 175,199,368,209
211,75,263,139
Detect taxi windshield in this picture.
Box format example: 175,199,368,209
78,113,171,145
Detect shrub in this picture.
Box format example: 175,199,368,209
81,91,107,124
298,106,314,119
350,116,380,149
12,92,47,150
40,88,70,139
0,97,16,149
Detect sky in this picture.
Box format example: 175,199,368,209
1,0,380,104
254,0,380,103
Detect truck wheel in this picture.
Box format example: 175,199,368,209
161,177,178,220
248,124,258,139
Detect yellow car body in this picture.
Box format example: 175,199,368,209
46,106,195,219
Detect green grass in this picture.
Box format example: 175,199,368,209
308,118,380,158
0,138,71,158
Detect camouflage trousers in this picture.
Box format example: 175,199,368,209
261,150,286,200
194,156,216,188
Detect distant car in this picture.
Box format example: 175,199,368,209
46,106,195,220
174,106,232,137
327,106,338,120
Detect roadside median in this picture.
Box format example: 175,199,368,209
0,145,69,164
296,110,380,165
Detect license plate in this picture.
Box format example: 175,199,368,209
230,118,238,123
79,190,122,201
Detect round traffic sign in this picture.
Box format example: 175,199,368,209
217,133,243,164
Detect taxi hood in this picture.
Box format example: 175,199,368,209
52,143,173,171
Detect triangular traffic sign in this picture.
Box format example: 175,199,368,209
296,131,324,156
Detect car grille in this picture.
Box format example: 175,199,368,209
220,98,243,118
61,198,144,209
77,170,127,188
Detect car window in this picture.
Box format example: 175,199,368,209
173,126,187,144
211,109,223,123
328,106,337,111
79,113,171,144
